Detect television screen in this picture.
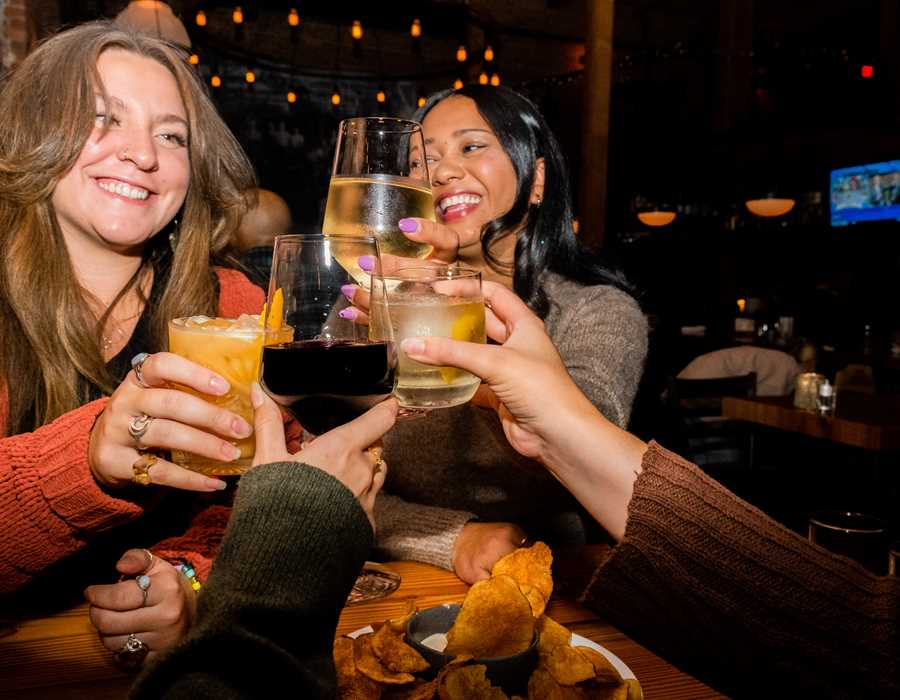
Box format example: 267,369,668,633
830,159,900,226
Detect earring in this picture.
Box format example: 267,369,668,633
534,195,543,206
168,218,179,251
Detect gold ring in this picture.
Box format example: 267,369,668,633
366,445,386,474
132,452,158,486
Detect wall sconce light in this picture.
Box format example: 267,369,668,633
745,196,795,217
637,210,677,227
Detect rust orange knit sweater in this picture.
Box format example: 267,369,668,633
0,268,263,593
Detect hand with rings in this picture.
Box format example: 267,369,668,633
85,548,198,666
88,351,255,492
250,383,398,531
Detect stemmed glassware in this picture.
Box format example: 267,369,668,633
323,117,435,284
260,233,401,603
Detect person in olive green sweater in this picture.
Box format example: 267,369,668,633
130,388,397,699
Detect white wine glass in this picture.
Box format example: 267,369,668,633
323,117,434,285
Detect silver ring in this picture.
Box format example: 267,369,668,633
127,414,154,447
135,574,151,608
130,352,151,388
115,632,149,666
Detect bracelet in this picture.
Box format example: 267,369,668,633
172,559,202,593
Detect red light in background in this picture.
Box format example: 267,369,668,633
861,65,874,79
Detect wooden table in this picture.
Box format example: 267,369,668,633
0,556,726,699
722,393,900,451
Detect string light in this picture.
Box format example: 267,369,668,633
417,95,426,108
484,45,494,62
288,8,300,27
245,69,255,84
478,71,488,85
211,75,221,88
287,90,297,104
490,73,500,86
453,78,463,90
456,45,467,62
376,89,386,103
410,18,421,38
351,20,363,40
331,88,341,106
188,53,199,65
195,9,207,27
232,6,243,24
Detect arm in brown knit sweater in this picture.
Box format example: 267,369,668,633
580,443,899,700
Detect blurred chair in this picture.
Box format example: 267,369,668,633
234,188,293,281
835,364,875,395
665,372,757,470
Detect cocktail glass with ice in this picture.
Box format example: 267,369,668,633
168,314,293,475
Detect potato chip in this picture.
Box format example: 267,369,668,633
623,679,642,700
335,637,383,700
574,646,622,686
355,633,416,685
519,583,547,618
445,575,535,658
527,668,587,700
545,644,596,686
537,615,571,658
438,665,508,700
490,542,553,610
371,623,429,674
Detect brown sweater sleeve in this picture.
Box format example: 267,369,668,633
579,442,899,699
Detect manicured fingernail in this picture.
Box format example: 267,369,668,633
232,417,252,437
222,443,242,460
402,338,425,355
341,284,357,301
398,218,419,233
208,478,228,491
358,255,376,272
250,382,264,409
339,308,357,320
209,375,229,394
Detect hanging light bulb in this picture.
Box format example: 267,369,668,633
456,44,467,62
245,69,255,84
331,88,341,106
417,95,426,108
351,20,363,40
287,90,297,104
376,89,386,103
232,6,243,24
453,78,463,90
288,8,300,27
478,71,488,85
188,53,200,65
211,75,222,88
490,73,500,86
195,9,207,27
411,18,421,38
484,45,494,62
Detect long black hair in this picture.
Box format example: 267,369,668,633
415,85,634,318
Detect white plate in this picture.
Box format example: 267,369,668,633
347,626,641,690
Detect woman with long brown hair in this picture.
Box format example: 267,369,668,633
0,21,262,657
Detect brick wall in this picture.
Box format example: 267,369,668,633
1,0,27,69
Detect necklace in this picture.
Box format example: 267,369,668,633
101,309,142,356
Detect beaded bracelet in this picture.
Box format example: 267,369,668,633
172,560,202,593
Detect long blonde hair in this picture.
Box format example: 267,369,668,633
0,22,257,434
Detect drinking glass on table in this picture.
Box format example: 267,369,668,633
168,316,293,475
323,117,434,284
260,233,401,603
369,267,486,414
808,511,890,575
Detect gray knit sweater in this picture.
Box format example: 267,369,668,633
374,272,648,569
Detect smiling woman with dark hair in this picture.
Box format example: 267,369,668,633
355,85,649,584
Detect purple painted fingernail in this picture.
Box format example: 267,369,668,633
358,256,376,272
339,308,356,320
399,218,419,233
341,284,357,301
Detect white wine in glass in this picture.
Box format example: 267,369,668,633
324,118,434,283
